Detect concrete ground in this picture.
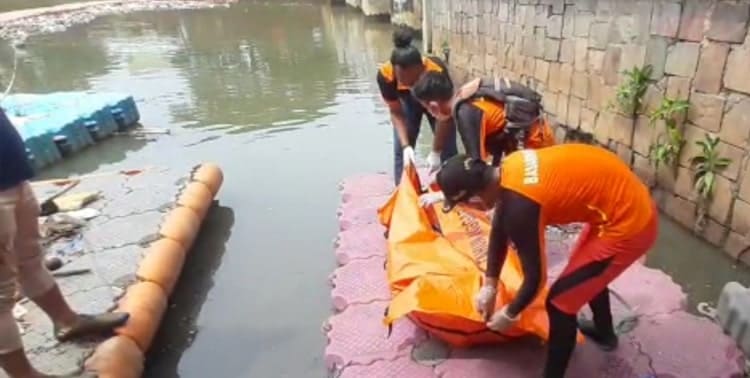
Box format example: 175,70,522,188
327,173,746,378
5,165,187,377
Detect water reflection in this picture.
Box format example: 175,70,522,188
1,3,398,376
144,204,235,378
0,0,381,139
0,27,110,91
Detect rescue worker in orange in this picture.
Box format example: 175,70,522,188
434,144,658,378
411,71,554,166
411,71,554,207
377,29,457,184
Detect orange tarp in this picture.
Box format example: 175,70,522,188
377,166,552,347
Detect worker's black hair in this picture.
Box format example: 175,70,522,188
411,71,454,102
390,28,422,67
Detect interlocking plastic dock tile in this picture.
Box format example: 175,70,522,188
331,257,389,311
334,223,387,265
340,173,392,202
324,302,427,370
629,311,743,377
608,263,686,317
338,355,436,378
330,173,744,378
434,341,543,378
338,196,388,227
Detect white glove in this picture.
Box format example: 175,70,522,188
427,151,441,173
475,284,497,321
486,305,520,332
419,192,445,207
402,146,416,168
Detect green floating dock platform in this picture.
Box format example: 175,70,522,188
1,92,141,170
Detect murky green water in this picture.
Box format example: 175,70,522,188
1,0,749,376
2,2,403,376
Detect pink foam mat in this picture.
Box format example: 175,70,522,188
324,301,427,370
327,174,744,378
335,223,387,265
338,355,436,378
331,257,390,311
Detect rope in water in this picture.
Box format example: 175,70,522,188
1,46,19,100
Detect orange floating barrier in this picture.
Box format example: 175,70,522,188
115,282,168,351
177,182,214,220
84,163,225,377
378,165,555,347
84,335,144,378
136,238,187,295
159,206,201,249
192,163,223,196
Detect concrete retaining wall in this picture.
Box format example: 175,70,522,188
338,0,423,31
429,0,750,263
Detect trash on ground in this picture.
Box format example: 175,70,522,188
53,191,101,212
52,268,92,278
44,255,64,271
0,1,237,46
66,208,101,221
12,303,27,320
41,214,86,244
52,234,85,256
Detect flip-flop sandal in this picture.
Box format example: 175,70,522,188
54,312,129,342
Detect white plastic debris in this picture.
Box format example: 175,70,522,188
0,1,237,45
12,303,27,320
65,207,101,221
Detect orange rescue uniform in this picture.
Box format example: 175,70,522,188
463,97,555,161
500,144,658,314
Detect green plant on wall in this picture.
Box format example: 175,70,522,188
441,40,450,64
611,65,652,116
691,133,732,228
648,98,690,172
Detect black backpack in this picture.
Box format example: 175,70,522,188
452,77,543,160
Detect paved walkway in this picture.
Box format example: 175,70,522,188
326,173,745,378
4,165,186,377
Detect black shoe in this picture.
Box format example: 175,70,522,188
577,317,618,351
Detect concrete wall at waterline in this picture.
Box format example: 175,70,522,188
339,0,423,31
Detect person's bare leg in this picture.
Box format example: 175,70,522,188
14,183,127,341
28,285,77,330
0,308,47,378
0,349,36,378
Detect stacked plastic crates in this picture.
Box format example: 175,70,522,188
0,91,142,171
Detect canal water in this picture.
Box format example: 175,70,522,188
1,1,749,377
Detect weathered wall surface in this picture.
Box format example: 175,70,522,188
339,0,423,31
392,0,423,31
429,0,750,261
361,0,390,16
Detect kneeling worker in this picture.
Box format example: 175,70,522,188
435,144,658,378
411,71,555,166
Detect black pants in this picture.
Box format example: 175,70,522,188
543,259,615,378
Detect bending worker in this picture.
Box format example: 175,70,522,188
0,108,129,378
377,29,457,184
411,71,554,166
434,144,658,378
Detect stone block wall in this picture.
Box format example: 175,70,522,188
339,0,423,31
392,0,423,31
361,0,390,17
429,0,750,262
